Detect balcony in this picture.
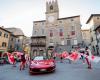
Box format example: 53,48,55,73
31,43,46,47
31,36,46,47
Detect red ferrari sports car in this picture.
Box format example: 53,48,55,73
29,56,56,74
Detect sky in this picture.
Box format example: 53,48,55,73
0,0,100,37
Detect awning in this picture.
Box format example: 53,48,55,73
0,50,4,52
49,43,54,46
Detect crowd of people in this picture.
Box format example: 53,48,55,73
4,46,99,70
52,47,93,69
6,51,30,70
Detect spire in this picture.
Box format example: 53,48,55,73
46,0,59,19
46,0,55,4
46,0,59,13
52,0,55,5
54,0,58,12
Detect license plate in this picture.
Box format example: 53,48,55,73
40,69,46,71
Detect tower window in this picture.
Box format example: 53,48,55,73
50,5,53,10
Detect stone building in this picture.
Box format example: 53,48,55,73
81,29,91,47
31,0,82,56
31,36,46,57
6,27,25,52
86,14,100,55
94,25,100,55
23,37,31,54
0,27,11,57
7,34,17,52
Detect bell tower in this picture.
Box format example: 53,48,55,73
46,0,59,21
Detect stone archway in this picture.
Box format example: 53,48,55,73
33,49,37,57
39,50,44,56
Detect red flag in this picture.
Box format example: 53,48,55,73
91,55,95,60
59,53,63,58
68,52,80,61
53,52,58,57
62,51,69,59
87,55,100,63
7,53,15,64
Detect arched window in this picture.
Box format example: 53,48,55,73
50,5,53,10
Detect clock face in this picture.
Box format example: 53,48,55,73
48,16,55,23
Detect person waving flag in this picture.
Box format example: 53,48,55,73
87,55,100,63
53,52,58,60
68,50,81,62
7,52,16,67
62,50,69,59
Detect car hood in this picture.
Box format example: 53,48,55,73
30,59,55,68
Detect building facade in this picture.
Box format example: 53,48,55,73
81,29,91,47
31,36,46,57
86,14,100,55
0,27,11,57
23,37,31,54
8,34,16,52
31,0,82,55
94,25,100,55
6,28,25,52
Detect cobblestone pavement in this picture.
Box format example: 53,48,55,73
0,60,100,80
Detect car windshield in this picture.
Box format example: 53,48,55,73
33,56,46,60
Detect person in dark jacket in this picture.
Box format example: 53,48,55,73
19,54,26,70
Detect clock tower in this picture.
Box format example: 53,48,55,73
46,0,59,23
32,0,82,54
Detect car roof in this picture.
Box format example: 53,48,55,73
35,56,43,58
80,48,85,51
